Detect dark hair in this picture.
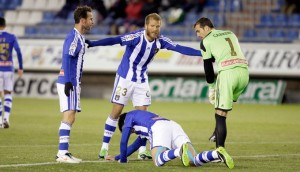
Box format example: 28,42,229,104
0,17,6,27
193,17,214,29
74,5,92,24
118,112,127,132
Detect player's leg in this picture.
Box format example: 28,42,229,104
0,93,2,129
0,73,3,128
151,146,180,166
150,120,175,166
3,72,14,128
56,83,82,163
133,81,152,159
169,121,196,167
233,67,249,102
99,103,123,159
179,142,197,166
192,147,233,168
214,70,236,148
207,68,247,168
214,68,248,148
99,75,133,159
216,146,234,169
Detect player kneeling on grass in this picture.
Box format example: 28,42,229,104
105,110,234,169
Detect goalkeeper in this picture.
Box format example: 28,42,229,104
193,17,249,149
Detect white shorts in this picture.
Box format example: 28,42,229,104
57,83,81,112
0,71,14,92
111,75,151,106
150,120,191,150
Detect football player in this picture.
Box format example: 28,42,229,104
85,13,202,160
105,110,234,169
55,5,94,163
0,17,23,129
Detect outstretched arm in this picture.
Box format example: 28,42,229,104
85,36,122,48
160,36,202,56
169,44,202,56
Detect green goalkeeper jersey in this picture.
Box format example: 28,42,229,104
200,29,248,72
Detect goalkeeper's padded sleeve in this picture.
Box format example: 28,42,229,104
204,58,215,84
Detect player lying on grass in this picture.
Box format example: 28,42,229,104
105,110,234,169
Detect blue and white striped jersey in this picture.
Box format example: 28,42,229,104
89,29,202,83
119,110,168,162
118,29,200,83
0,31,23,72
57,28,85,86
122,110,168,140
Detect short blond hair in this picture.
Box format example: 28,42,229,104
145,13,161,25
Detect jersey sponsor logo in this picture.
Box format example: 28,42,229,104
221,58,248,67
122,34,134,41
69,43,77,55
0,61,13,66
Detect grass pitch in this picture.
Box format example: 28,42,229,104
0,98,299,172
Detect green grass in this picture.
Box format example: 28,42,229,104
0,98,300,171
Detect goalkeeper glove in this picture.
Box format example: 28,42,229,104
64,82,73,97
208,83,215,105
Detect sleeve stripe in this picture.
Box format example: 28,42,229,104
69,31,79,55
160,35,177,46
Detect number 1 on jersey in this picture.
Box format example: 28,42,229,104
225,38,237,56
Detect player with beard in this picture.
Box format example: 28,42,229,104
56,5,94,163
85,13,202,160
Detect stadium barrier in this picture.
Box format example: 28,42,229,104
12,39,300,103
13,74,286,104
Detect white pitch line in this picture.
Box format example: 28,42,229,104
0,141,300,148
1,154,300,168
234,154,300,158
0,160,111,168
